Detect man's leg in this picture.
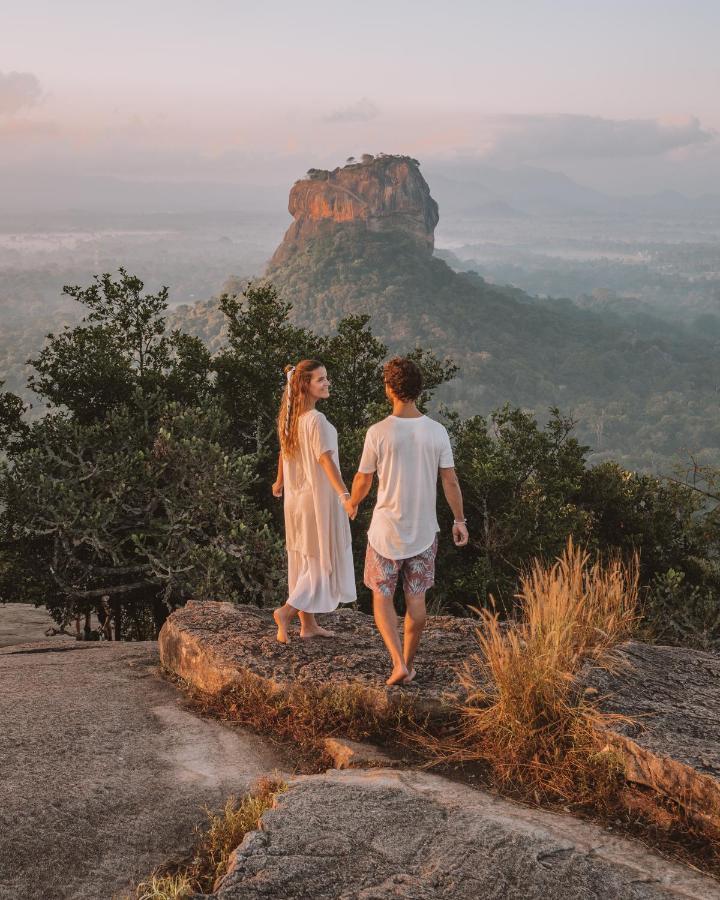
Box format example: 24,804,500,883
403,592,427,679
365,542,408,685
400,535,438,681
372,590,409,685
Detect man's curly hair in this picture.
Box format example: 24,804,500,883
383,356,423,402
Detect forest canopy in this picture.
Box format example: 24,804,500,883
1,270,718,648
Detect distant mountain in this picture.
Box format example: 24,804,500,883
424,161,720,218
259,154,720,474
2,163,717,220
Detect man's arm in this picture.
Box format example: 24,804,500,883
439,466,469,546
350,471,374,512
349,427,377,517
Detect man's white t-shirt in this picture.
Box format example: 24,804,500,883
358,414,454,560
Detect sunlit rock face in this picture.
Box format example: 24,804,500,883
268,154,439,269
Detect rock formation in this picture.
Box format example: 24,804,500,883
267,154,439,269
159,602,720,830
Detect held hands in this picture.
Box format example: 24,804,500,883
271,480,283,498
452,521,469,546
342,496,358,519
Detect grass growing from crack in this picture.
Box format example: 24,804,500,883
195,672,435,770
133,776,286,899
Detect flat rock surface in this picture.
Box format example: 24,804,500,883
209,768,720,899
0,635,288,900
588,641,720,780
0,602,68,648
161,601,479,706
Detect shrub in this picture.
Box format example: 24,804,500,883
435,534,640,805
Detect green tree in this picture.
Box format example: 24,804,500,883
213,281,322,456
0,382,27,452
1,391,282,637
437,404,593,613
28,268,211,421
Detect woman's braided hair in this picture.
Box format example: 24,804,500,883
277,359,324,457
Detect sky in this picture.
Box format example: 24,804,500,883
1,0,719,195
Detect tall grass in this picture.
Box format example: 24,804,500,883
445,534,641,804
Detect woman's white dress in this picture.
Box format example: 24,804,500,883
283,409,356,612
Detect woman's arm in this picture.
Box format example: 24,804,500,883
318,451,355,517
272,451,283,498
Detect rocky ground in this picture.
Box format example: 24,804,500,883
5,599,720,898
207,768,720,899
0,607,288,900
161,601,720,827
0,601,64,647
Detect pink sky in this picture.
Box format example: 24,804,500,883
1,0,719,194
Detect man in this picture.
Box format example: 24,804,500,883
349,357,469,685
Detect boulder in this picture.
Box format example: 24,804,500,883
208,768,720,899
323,737,405,770
158,600,478,715
590,641,720,828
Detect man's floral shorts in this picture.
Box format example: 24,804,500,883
363,534,439,598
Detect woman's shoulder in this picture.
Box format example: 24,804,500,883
305,408,333,426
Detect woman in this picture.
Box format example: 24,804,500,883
271,359,356,642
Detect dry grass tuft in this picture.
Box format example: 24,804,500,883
133,776,286,899
427,534,641,805
135,873,195,900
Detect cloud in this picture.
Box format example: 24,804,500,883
477,114,715,163
323,97,379,124
0,71,43,115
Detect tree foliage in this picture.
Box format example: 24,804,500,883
1,269,719,648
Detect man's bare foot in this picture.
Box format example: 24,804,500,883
300,625,335,639
386,663,410,685
273,607,291,644
402,668,417,684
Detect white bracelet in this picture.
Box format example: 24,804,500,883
454,518,467,525
339,491,350,499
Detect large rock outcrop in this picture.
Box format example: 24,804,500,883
209,768,720,899
267,154,439,269
159,602,720,829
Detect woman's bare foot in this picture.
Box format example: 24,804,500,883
273,606,293,643
386,663,410,685
300,624,335,639
402,667,417,684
